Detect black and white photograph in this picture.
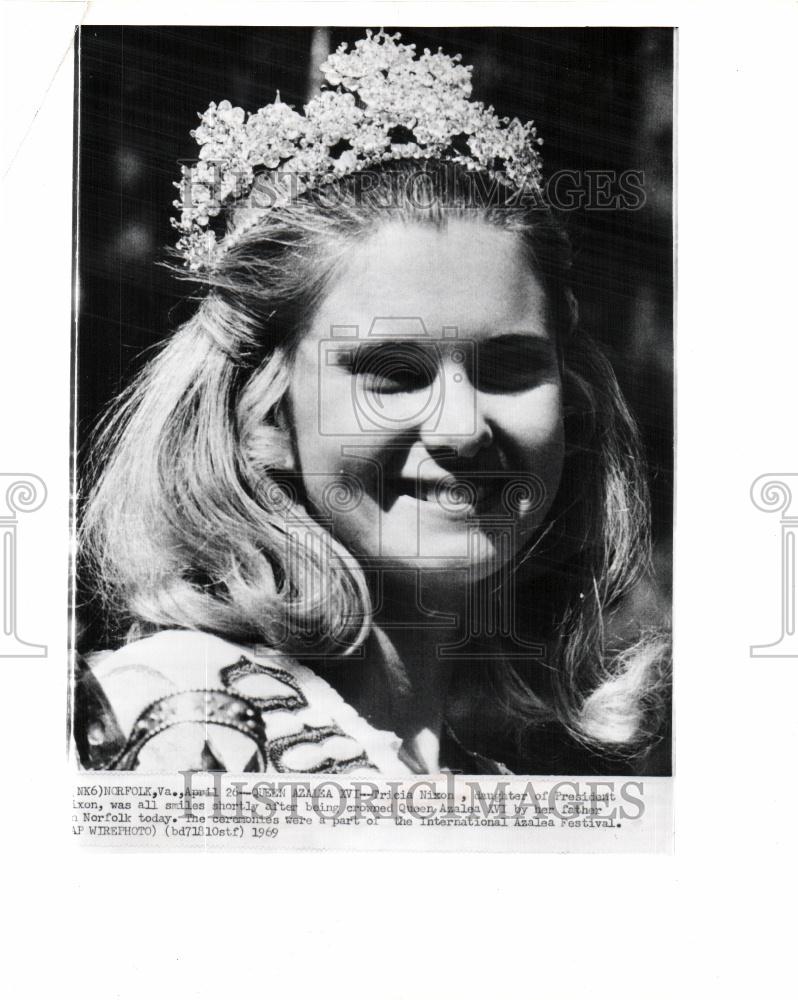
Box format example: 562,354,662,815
4,0,798,997
71,25,673,787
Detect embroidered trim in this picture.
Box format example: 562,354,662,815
109,688,268,770
84,639,400,773
219,655,308,712
105,662,380,773
267,723,377,774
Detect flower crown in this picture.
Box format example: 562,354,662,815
172,29,544,273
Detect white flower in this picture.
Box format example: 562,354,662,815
216,99,245,125
349,121,390,155
174,29,544,273
304,90,363,145
419,49,472,95
331,149,358,175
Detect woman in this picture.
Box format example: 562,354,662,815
74,30,670,776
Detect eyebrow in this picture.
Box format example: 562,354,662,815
478,330,554,345
326,334,559,372
331,329,554,346
475,335,559,363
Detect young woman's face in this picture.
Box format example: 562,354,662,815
287,219,564,580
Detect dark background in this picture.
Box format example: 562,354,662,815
75,25,673,589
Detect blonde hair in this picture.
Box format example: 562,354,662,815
80,162,669,764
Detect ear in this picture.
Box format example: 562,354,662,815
273,394,291,431
236,352,296,475
243,423,295,473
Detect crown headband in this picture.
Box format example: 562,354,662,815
172,29,544,273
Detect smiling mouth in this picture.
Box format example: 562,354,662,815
386,475,502,513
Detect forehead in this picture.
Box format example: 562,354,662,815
310,219,550,342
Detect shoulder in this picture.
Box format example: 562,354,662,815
91,629,272,696
91,628,260,677
77,629,411,775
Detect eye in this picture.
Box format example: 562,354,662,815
351,343,438,393
475,336,558,394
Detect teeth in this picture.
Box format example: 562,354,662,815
391,478,495,505
424,481,485,504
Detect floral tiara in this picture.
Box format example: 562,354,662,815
172,29,544,273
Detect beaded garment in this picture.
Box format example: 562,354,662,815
74,631,511,775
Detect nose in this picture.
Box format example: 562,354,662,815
419,362,493,458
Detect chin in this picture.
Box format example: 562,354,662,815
377,530,523,582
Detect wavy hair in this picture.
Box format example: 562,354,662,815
80,161,669,764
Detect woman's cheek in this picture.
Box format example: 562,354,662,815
501,385,563,450
510,386,565,516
